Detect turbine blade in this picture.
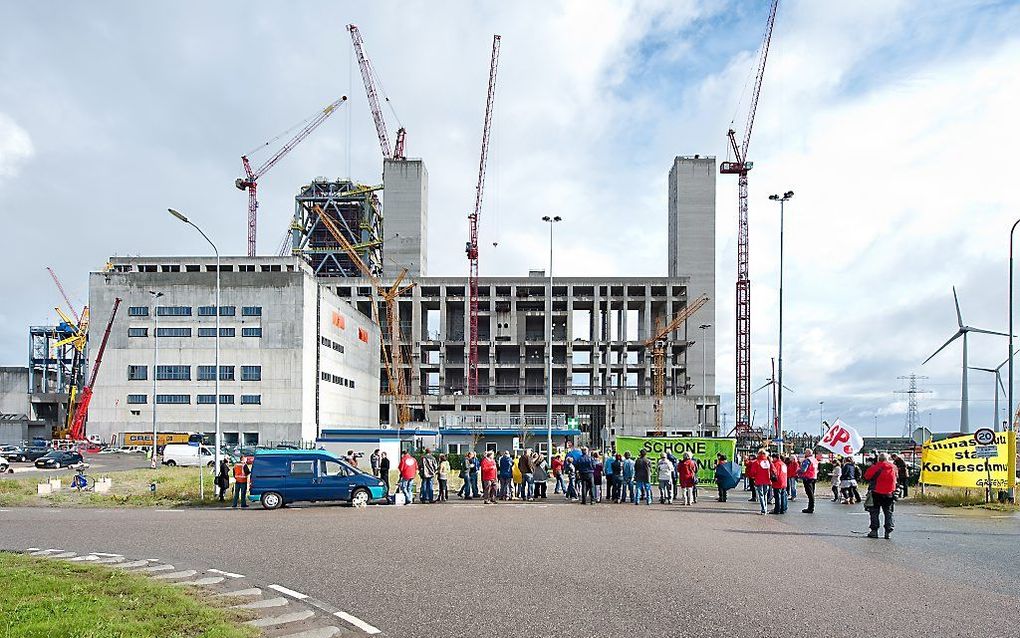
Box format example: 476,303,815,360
998,373,1007,396
781,384,795,393
922,331,963,365
995,348,1020,371
953,286,963,328
968,367,996,373
965,327,1010,338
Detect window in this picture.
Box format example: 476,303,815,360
219,306,235,316
156,327,191,338
198,328,217,337
197,366,216,381
242,306,262,317
219,394,234,404
219,328,235,337
128,327,148,338
198,306,216,316
155,394,190,404
242,327,262,338
447,443,463,455
220,366,235,381
128,365,147,381
128,306,149,317
241,366,261,381
350,380,355,389
358,327,369,343
485,442,498,453
320,460,348,477
241,394,261,405
290,460,315,476
156,306,191,316
127,394,147,404
156,365,190,381
197,394,216,404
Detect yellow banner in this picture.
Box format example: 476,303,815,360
920,432,1014,489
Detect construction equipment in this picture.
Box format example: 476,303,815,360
720,0,780,436
466,34,501,395
643,294,709,433
348,24,405,160
67,298,122,441
46,267,90,439
47,267,82,324
312,204,415,425
236,95,348,258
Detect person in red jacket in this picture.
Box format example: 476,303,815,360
480,451,498,504
551,455,565,494
786,454,800,501
863,452,898,538
771,452,788,514
798,448,819,514
677,452,698,506
398,451,418,505
745,456,758,502
750,450,773,514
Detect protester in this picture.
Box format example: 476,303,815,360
786,454,800,501
891,453,909,498
533,453,548,499
750,449,772,515
840,457,862,504
770,452,788,514
370,449,381,477
552,454,565,494
231,457,250,509
519,448,535,501
399,450,418,505
498,451,514,500
656,454,674,504
631,450,650,505
512,453,524,500
830,457,842,502
592,452,604,503
714,453,729,502
799,448,818,514
575,447,595,505
621,452,635,504
745,455,758,501
420,448,438,504
379,451,391,494
676,452,697,506
481,450,498,504
603,449,615,501
863,452,898,538
437,454,450,502
666,452,680,501
346,450,359,468
216,458,231,502
563,456,578,501
469,452,481,499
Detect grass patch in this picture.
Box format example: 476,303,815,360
0,552,257,638
0,467,226,508
908,486,1020,511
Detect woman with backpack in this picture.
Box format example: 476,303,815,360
840,457,862,504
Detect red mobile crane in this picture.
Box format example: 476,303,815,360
67,298,121,442
720,0,780,436
466,35,501,396
236,96,348,257
347,24,405,160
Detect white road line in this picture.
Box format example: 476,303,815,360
155,509,185,512
269,584,308,600
336,611,381,635
26,547,39,551
916,513,954,518
0,509,9,512
209,568,245,578
245,610,314,628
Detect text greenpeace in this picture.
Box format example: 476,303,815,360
920,432,1014,489
615,436,736,482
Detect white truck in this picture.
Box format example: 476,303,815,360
162,443,215,467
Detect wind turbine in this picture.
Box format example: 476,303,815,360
922,287,1008,433
969,349,1018,431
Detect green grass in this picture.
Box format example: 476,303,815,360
909,486,1019,510
0,552,257,638
0,467,226,508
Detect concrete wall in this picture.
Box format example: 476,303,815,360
316,286,381,430
382,158,428,278
0,367,29,417
668,156,716,407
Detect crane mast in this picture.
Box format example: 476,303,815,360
644,294,710,433
348,24,397,159
67,298,121,441
466,34,501,396
236,96,348,257
720,0,779,436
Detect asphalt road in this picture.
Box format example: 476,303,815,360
2,491,1018,638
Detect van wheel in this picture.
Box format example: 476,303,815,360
165,460,176,467
261,492,283,510
350,488,370,507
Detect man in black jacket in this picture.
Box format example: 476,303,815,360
634,450,652,505
574,447,595,505
891,453,909,498
379,451,391,495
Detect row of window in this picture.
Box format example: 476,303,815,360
320,336,345,354
127,394,262,405
128,327,261,338
320,371,356,389
127,365,262,381
128,306,263,317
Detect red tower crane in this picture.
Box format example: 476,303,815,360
720,0,780,436
67,298,121,441
236,95,348,257
47,266,82,324
466,34,501,396
347,24,405,160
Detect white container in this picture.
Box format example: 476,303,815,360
95,478,112,493
37,483,52,495
48,479,61,491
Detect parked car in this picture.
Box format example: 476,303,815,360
22,446,53,462
162,443,215,467
0,445,28,462
35,450,84,469
0,456,12,473
249,449,387,509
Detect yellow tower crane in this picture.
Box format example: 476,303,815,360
643,294,710,434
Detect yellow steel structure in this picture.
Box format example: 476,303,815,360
643,294,710,433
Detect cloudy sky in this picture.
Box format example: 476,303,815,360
2,0,1018,436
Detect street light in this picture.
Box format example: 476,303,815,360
698,323,711,437
769,190,793,449
1008,218,1020,502
818,401,824,438
149,290,163,469
169,208,219,500
542,215,562,459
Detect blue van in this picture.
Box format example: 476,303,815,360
248,450,387,509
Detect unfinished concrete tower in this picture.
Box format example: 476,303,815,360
668,155,716,425
382,158,428,278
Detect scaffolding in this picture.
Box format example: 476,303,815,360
291,179,384,277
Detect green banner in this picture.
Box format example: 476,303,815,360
615,436,737,482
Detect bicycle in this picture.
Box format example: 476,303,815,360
70,463,95,491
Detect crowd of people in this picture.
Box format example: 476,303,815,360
358,443,903,539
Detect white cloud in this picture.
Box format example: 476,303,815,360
0,113,33,178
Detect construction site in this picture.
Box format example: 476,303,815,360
1,8,798,454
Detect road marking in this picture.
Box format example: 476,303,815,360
176,576,225,586
277,627,342,638
336,611,381,635
113,560,150,569
68,555,100,562
155,509,185,512
26,547,39,551
209,568,245,578
232,596,289,609
916,513,954,518
245,610,315,628
153,569,198,580
30,549,63,556
95,556,125,564
269,584,309,600
0,509,9,512
49,551,77,559
134,564,175,572
215,587,262,598
91,552,122,557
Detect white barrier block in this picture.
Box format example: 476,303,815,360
48,479,61,491
95,478,112,493
37,483,52,495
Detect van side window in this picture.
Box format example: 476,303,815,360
291,460,316,476
321,460,347,477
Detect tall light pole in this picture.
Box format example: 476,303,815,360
1008,218,1020,501
542,215,562,458
698,323,711,436
169,208,219,500
149,290,163,469
769,191,793,446
818,401,824,438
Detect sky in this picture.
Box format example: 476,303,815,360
2,0,1019,437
